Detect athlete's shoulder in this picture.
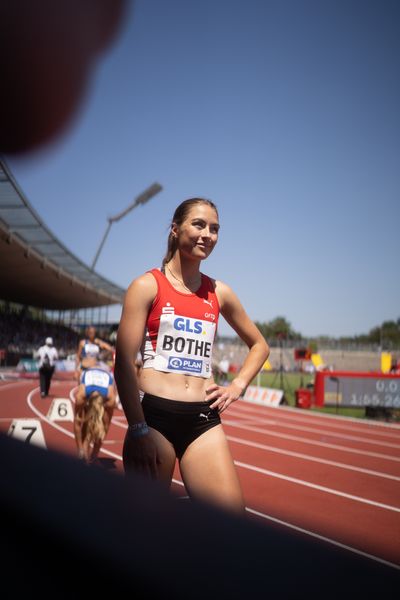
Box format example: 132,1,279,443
124,270,159,305
127,270,158,290
214,278,234,294
213,279,240,308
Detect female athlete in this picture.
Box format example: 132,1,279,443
75,325,113,381
114,198,269,513
74,364,116,463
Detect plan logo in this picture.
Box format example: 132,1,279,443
168,356,203,373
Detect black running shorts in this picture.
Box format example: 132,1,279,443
141,393,221,459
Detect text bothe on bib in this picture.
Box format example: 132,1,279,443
154,314,216,378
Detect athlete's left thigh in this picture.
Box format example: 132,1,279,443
179,425,245,514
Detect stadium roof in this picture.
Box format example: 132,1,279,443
0,157,125,309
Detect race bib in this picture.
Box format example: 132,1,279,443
154,314,216,378
83,369,111,389
83,342,99,357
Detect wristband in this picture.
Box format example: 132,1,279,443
127,421,149,439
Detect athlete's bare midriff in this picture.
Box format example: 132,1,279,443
81,356,97,369
138,367,215,402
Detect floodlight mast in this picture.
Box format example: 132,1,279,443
91,182,162,270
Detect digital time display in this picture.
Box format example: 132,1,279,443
314,371,400,408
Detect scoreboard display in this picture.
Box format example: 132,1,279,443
313,371,400,408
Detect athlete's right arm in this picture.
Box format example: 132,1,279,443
114,273,159,477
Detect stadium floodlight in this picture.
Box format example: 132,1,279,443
91,183,163,270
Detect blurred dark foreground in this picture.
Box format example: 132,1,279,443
1,433,399,599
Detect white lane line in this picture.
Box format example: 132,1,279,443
246,508,400,571
91,408,400,482
240,400,400,430
170,477,400,570
0,380,41,391
234,402,400,440
72,387,399,457
69,388,400,509
26,385,400,571
228,407,400,449
238,399,400,433
29,386,183,486
69,387,400,483
233,460,400,513
226,434,400,482
16,389,400,481
88,391,400,462
222,418,400,463
27,386,121,461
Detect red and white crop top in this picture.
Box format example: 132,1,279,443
141,268,220,378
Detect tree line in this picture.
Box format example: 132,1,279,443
252,316,400,349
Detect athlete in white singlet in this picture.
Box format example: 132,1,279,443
75,325,113,381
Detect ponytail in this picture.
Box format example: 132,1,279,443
162,231,178,269
83,392,106,445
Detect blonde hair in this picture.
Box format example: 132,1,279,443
82,391,106,446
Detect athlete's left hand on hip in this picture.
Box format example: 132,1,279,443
206,382,243,413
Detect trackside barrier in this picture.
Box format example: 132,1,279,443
16,359,38,372
243,385,284,407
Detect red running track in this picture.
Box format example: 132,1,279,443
1,375,400,571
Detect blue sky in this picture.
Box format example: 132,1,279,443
6,0,400,338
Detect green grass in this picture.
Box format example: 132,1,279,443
248,371,314,407
311,405,366,418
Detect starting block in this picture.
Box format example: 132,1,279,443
47,398,74,422
8,419,47,448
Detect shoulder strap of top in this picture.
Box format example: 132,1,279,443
146,268,163,304
202,273,216,293
147,268,163,283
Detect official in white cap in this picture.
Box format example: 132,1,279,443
35,337,59,397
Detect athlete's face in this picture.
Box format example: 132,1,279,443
87,327,96,341
173,204,220,261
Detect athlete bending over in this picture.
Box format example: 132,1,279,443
74,365,116,463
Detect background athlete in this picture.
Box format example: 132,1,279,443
74,363,116,463
115,198,269,513
76,325,113,381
